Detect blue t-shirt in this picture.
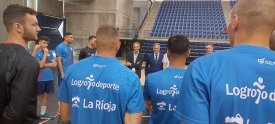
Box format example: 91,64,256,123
174,45,275,124
57,56,145,124
55,42,74,73
35,50,54,81
144,67,186,124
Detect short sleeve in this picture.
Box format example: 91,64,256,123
143,76,150,100
57,71,70,103
49,51,55,61
126,75,146,114
35,52,41,62
162,54,168,62
55,45,62,57
174,62,209,124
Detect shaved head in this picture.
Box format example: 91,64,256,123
270,32,275,51
231,0,275,34
95,24,120,51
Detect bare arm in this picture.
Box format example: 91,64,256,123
31,44,40,57
144,100,153,112
60,102,71,124
44,60,57,68
163,62,167,69
38,49,48,69
124,112,143,124
56,56,64,78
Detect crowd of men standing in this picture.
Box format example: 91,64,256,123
1,0,275,124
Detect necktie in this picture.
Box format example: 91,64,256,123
155,54,158,63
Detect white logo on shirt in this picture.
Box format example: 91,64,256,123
226,77,275,104
225,113,244,124
72,96,80,108
157,101,166,110
83,99,116,112
174,75,183,79
71,74,120,90
225,113,274,124
93,64,106,68
258,58,275,65
156,85,180,97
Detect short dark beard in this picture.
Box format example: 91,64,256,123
22,25,37,42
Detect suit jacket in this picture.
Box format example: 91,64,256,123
126,51,144,78
145,53,164,76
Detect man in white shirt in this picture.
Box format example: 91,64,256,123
125,42,144,78
162,53,169,69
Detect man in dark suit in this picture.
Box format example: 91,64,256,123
125,42,144,78
145,43,164,76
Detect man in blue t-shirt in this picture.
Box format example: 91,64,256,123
174,0,275,124
55,32,74,86
32,36,56,120
143,35,190,124
57,25,145,124
55,32,74,114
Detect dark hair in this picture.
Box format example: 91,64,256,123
205,42,213,47
89,36,96,40
39,36,50,42
3,4,37,31
63,32,72,40
167,35,190,55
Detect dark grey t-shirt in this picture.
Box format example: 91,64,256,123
78,46,96,60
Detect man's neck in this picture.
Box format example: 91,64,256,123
169,57,187,69
234,32,270,48
96,50,116,58
154,52,159,55
64,41,69,45
6,34,27,48
134,51,139,55
88,44,94,49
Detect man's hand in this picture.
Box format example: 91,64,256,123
43,47,49,54
61,73,65,79
33,44,40,51
125,61,131,66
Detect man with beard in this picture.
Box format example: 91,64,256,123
55,32,74,114
125,42,144,78
0,4,41,124
78,36,96,61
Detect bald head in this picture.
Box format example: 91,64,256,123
270,32,275,51
95,24,120,51
231,0,275,34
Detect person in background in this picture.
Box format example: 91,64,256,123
205,42,214,54
125,42,144,78
78,35,96,61
144,35,190,124
145,43,164,76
